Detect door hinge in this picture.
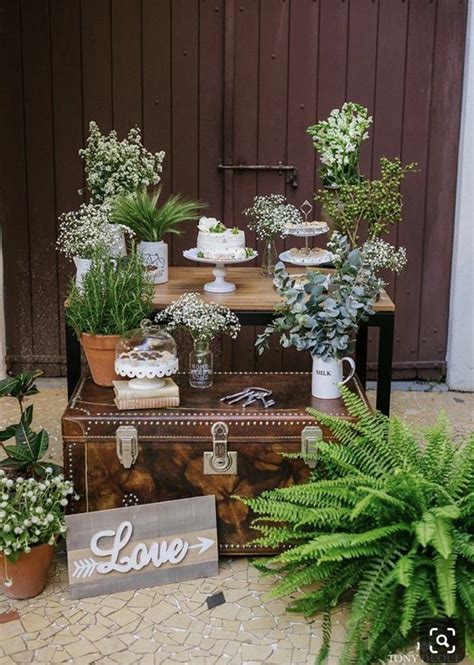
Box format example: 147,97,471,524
204,422,238,475
301,426,322,469
116,425,138,469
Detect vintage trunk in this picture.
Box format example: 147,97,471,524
62,372,369,554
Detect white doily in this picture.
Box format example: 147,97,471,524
115,356,178,379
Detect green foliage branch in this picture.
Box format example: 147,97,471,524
65,247,154,337
237,389,474,664
111,188,206,243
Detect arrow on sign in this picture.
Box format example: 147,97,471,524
189,537,215,555
72,557,98,579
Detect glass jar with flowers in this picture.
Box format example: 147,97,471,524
243,194,302,276
256,234,406,399
155,293,241,388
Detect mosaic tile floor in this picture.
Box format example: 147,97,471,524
0,383,473,664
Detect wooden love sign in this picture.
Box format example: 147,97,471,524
66,496,218,599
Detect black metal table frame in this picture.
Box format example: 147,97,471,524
66,309,394,415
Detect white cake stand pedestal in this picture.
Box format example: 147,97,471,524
183,248,258,294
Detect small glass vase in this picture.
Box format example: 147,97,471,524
261,238,278,276
189,339,213,389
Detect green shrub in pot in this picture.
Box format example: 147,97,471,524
237,389,474,664
65,247,154,386
111,188,206,284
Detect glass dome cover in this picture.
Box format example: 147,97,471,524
115,320,178,390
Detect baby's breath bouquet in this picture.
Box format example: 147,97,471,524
156,293,240,347
243,194,302,241
56,202,132,260
0,469,77,564
307,102,372,186
80,121,165,203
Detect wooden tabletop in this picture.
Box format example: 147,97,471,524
153,267,395,313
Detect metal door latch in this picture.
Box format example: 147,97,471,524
204,422,238,475
116,425,138,469
301,426,322,469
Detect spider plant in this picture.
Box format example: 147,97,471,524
111,188,206,242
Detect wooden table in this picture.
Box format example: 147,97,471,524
65,267,395,414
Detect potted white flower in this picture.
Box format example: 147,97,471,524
111,189,206,284
0,371,77,599
56,202,132,286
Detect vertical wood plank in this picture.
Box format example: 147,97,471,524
21,0,60,376
142,0,172,202
418,0,467,379
199,0,225,220
81,0,113,134
395,0,437,379
283,0,319,373
111,0,142,134
368,0,409,377
346,0,378,176
0,0,33,373
171,0,199,265
50,0,84,374
229,0,260,371
255,0,289,372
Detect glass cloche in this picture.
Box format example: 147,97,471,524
115,320,178,390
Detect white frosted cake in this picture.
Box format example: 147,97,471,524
196,217,249,260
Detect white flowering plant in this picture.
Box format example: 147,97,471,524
243,195,302,241
361,237,407,274
155,293,241,346
306,102,372,186
56,202,132,260
79,121,166,203
0,469,77,563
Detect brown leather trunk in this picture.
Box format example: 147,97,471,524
62,372,369,555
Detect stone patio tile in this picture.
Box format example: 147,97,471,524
241,643,274,661
3,638,27,656
11,652,34,663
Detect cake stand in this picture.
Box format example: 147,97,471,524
279,249,334,268
183,248,258,293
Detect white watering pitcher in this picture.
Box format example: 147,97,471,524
311,355,356,399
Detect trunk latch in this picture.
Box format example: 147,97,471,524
204,422,238,475
301,426,322,468
116,425,138,469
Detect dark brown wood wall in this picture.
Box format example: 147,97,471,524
0,0,467,378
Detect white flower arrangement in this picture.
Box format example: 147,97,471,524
0,469,77,563
56,202,132,260
361,237,407,274
79,121,166,203
198,217,221,232
243,195,302,241
307,102,372,186
155,292,241,345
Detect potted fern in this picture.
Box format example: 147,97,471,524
238,389,474,664
111,189,206,284
65,247,154,386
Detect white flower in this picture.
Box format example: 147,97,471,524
198,217,220,232
14,527,23,535
5,479,13,488
0,511,5,519
45,467,53,474
4,525,11,533
243,195,302,241
60,499,68,507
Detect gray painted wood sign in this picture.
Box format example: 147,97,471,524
66,496,218,599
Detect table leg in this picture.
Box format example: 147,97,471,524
355,323,368,389
66,324,81,399
375,312,395,416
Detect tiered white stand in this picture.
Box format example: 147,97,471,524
183,248,258,293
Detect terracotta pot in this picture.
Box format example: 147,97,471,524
0,543,55,599
81,333,121,386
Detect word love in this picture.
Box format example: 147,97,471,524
72,521,215,579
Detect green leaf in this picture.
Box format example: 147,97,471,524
0,424,17,442
415,515,435,547
434,553,457,617
430,515,454,559
23,404,34,428
32,430,49,461
3,445,31,462
15,419,36,457
0,376,17,395
0,458,26,470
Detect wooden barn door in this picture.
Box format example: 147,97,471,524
0,0,468,379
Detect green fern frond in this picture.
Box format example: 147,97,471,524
434,553,457,617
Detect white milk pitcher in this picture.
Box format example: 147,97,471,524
311,355,356,399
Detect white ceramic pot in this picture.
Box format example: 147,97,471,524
311,355,356,399
138,240,168,284
73,257,92,288
109,225,127,257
